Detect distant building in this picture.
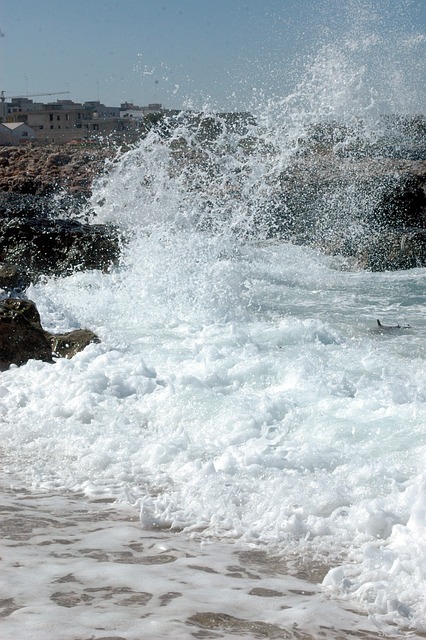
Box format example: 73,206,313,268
5,97,44,115
84,101,120,118
0,122,36,144
6,99,125,143
0,96,167,143
120,103,164,119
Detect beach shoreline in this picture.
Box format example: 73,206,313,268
0,478,416,640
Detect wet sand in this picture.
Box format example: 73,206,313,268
0,480,419,640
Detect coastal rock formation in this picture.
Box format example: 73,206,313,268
1,142,426,271
0,263,31,292
0,144,113,195
0,146,114,369
50,329,100,359
270,157,426,270
360,229,426,271
0,193,120,278
0,298,99,371
0,299,53,370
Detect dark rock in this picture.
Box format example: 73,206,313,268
0,209,120,278
265,156,426,269
0,192,91,220
0,299,53,370
0,298,101,370
1,142,425,272
47,153,72,167
360,229,426,271
378,174,426,229
0,146,121,287
49,329,100,359
0,263,31,292
272,159,426,239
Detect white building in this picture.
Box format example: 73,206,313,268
0,122,36,144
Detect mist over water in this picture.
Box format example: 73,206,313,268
1,0,426,633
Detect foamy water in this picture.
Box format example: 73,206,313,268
1,2,426,636
1,475,394,640
2,235,426,633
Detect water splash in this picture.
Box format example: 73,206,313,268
91,0,425,269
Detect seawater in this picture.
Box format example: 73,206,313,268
1,2,426,634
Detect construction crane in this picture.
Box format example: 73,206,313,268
0,90,70,102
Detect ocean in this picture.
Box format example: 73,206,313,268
1,6,426,637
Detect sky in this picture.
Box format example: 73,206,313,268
0,0,425,112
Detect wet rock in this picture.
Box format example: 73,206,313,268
0,203,120,278
273,158,426,236
360,229,426,271
0,263,31,292
0,192,91,220
2,143,426,272
50,329,100,359
0,299,53,370
0,298,100,371
270,156,426,269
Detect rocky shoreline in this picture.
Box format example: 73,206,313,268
271,154,426,270
0,141,425,369
0,144,113,195
0,144,118,369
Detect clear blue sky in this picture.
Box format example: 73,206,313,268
0,0,425,112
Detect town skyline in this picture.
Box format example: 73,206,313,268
0,94,175,145
1,94,168,112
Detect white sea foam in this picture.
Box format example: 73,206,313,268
2,237,426,632
3,478,396,640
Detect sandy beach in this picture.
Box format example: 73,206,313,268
0,476,418,640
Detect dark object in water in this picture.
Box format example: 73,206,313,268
376,319,411,330
0,298,100,370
